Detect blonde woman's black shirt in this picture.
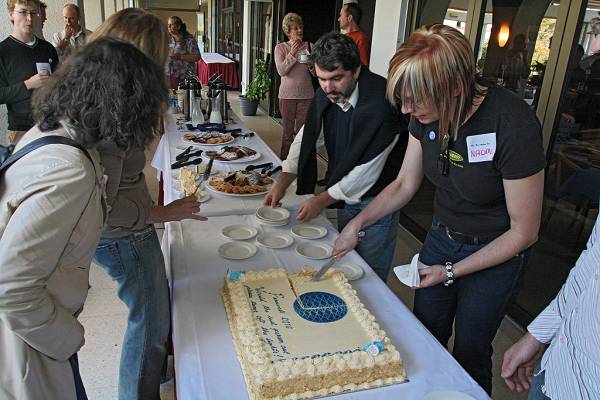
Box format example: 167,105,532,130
408,86,545,237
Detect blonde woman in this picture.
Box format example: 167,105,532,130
274,12,314,159
87,9,205,400
333,24,545,394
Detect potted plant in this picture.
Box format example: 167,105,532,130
240,59,271,116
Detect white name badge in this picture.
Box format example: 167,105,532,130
466,132,496,163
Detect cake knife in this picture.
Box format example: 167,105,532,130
311,257,337,282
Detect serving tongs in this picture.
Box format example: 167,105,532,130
175,147,203,161
171,156,203,169
229,131,255,139
245,162,273,172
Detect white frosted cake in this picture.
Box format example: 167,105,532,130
221,268,407,400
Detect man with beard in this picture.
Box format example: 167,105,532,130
264,32,408,282
51,3,91,59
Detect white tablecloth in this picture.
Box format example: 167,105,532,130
151,113,312,216
201,52,235,64
162,212,489,400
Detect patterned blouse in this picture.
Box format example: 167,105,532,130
166,35,201,80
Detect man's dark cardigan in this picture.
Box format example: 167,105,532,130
296,67,409,202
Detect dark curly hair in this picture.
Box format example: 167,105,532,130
32,37,167,150
312,31,360,72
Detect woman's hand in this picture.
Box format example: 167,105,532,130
290,40,302,56
148,196,207,223
418,265,447,288
332,220,362,260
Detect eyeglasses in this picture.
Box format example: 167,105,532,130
437,133,450,176
14,9,39,17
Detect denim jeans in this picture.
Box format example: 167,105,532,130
68,353,88,400
528,364,551,400
337,197,400,281
93,225,170,400
414,218,529,395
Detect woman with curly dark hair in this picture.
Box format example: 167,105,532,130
87,9,206,400
0,37,166,400
166,15,200,89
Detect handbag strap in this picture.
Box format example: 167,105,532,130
0,135,95,178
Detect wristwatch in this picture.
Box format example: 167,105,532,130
443,261,454,286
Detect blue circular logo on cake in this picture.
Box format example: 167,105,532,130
293,292,348,323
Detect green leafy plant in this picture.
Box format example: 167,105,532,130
243,59,271,102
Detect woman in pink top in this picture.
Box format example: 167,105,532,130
274,13,315,160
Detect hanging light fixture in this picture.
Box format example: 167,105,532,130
498,24,510,47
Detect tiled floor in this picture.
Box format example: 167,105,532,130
79,92,528,400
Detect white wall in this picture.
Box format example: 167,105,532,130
370,0,407,78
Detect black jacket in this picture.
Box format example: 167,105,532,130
296,67,408,201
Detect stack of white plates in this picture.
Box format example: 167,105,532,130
255,207,291,226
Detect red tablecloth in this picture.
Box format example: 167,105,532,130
197,57,239,89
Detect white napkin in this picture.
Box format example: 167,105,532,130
393,253,427,288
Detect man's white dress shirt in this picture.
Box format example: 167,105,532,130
528,214,600,399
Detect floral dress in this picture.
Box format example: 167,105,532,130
166,35,201,85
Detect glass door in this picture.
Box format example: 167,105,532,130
515,0,600,323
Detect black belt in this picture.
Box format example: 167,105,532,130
436,221,497,245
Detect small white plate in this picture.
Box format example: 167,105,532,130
256,207,291,222
218,242,257,260
256,232,294,249
221,225,258,240
296,243,333,260
290,224,327,240
424,390,476,400
334,262,364,281
255,216,289,226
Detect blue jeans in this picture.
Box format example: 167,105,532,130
337,197,400,281
414,218,529,395
528,364,551,400
93,226,170,400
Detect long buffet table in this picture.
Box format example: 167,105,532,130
151,113,489,400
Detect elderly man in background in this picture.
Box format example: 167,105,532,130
338,0,370,67
51,3,91,59
0,0,58,145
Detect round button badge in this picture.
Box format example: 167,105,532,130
428,131,436,141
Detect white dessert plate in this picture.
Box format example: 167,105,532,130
424,390,476,400
221,225,258,241
334,262,364,281
256,232,294,249
296,243,333,260
218,242,257,260
256,207,291,222
290,224,327,240
255,216,289,226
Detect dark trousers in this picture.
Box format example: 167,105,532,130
68,353,88,400
414,218,529,394
278,98,312,160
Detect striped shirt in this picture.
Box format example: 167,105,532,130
528,214,600,399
